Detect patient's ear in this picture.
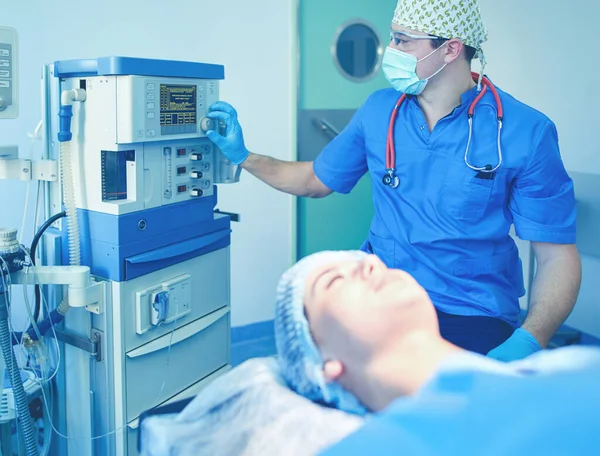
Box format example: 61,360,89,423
323,360,344,382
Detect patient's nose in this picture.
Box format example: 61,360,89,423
361,254,385,278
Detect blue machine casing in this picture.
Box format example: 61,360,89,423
62,192,231,282
53,56,225,80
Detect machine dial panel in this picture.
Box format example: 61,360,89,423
160,139,215,205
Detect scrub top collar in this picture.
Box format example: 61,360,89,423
406,82,486,121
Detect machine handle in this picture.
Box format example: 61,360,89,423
126,307,228,358
313,118,340,139
127,229,230,264
214,209,240,222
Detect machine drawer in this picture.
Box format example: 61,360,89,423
124,307,230,422
121,247,230,352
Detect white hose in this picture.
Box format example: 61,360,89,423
59,141,81,266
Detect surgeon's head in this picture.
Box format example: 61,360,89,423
274,250,439,415
384,0,487,95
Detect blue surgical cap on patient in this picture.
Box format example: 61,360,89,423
274,250,369,416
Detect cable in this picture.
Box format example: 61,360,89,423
28,211,67,325
11,247,64,347
30,212,66,265
33,310,182,445
0,259,39,456
19,180,32,245
37,327,179,443
27,282,61,385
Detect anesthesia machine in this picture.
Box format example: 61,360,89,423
0,25,240,456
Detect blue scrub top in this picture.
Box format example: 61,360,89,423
313,84,576,326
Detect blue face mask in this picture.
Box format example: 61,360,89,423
382,45,447,95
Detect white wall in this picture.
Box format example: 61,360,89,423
0,0,295,327
480,0,600,337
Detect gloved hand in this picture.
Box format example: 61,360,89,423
205,101,250,165
487,327,542,362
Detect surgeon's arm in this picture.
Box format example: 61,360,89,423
205,101,333,198
489,119,580,362
522,242,581,348
240,153,333,198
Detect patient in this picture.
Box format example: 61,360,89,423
141,251,600,456
275,250,492,414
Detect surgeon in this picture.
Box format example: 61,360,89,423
206,0,582,361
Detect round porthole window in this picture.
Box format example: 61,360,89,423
332,20,383,82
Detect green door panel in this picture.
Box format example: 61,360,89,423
300,0,398,110
298,175,373,258
297,0,397,259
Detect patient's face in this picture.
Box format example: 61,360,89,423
304,254,436,367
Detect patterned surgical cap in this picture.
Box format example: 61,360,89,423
393,0,488,59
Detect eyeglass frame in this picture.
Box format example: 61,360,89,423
389,29,448,46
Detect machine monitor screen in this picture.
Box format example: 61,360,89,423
160,84,197,129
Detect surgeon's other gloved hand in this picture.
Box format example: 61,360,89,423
487,327,542,362
205,101,250,165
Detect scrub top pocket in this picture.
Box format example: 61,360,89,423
441,157,496,222
365,231,396,268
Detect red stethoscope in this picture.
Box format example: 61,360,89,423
383,72,504,188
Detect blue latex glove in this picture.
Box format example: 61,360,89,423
205,101,250,165
487,327,542,362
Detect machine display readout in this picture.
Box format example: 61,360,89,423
160,84,197,127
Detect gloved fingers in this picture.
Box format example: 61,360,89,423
486,328,542,362
206,129,226,149
208,101,238,120
206,111,231,124
206,111,237,135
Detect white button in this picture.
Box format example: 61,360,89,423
0,70,8,78
147,92,155,100
147,112,155,119
0,50,8,57
147,129,155,137
0,81,9,88
147,102,155,110
147,83,155,91
0,60,9,67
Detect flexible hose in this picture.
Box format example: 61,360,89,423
59,141,81,267
30,211,67,324
0,292,39,456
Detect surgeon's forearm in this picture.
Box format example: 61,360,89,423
522,243,582,348
240,153,332,198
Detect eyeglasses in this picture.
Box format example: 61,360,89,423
389,30,445,51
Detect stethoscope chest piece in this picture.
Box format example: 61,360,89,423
382,169,400,189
